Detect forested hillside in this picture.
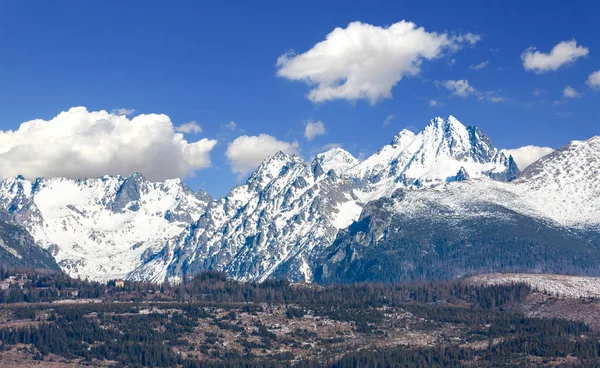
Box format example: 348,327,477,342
1,270,600,367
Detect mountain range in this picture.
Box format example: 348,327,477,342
0,115,597,284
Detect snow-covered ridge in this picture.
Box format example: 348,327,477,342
470,273,600,299
339,115,519,201
151,115,527,283
0,173,211,281
0,116,596,284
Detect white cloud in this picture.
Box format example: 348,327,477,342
587,70,600,90
175,121,203,134
453,33,482,47
304,121,326,140
442,80,504,102
504,146,554,170
111,108,135,116
223,121,237,131
521,40,589,73
442,79,478,97
276,20,480,104
383,114,395,126
225,134,300,177
469,61,489,70
429,99,442,107
0,107,217,181
563,85,581,99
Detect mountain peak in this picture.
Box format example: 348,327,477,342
246,150,306,191
315,147,358,174
128,171,146,182
424,115,468,135
391,129,416,147
265,150,301,164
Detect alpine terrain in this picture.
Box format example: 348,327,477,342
0,116,597,284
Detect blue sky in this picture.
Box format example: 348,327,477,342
0,0,598,197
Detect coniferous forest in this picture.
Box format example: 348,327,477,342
0,268,599,367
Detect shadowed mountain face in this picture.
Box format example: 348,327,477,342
315,136,600,284
0,116,597,284
314,196,600,284
0,216,59,270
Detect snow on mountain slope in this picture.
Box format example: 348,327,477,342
358,135,600,233
342,116,519,202
144,116,523,283
0,173,211,281
315,148,359,174
154,151,362,283
471,273,600,298
0,115,594,284
514,136,600,229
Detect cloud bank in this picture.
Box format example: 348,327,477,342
226,134,300,177
0,107,217,181
277,20,480,104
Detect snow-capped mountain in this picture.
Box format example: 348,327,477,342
0,115,596,284
0,173,211,281
315,136,600,284
142,151,363,283
341,116,519,201
141,116,521,283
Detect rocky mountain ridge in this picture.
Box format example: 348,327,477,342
0,115,597,284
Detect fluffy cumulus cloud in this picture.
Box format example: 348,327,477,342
521,40,589,73
587,70,600,90
175,121,203,134
504,146,554,170
276,20,480,104
225,134,300,177
304,121,327,140
0,107,217,181
563,85,581,99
